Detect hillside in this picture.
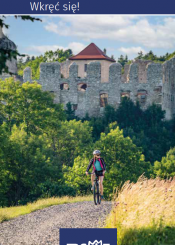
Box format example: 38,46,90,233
106,176,175,245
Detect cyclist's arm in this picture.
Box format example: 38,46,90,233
86,158,93,173
101,158,106,171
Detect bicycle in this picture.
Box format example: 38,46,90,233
88,172,101,205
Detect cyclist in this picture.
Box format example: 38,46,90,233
86,150,106,199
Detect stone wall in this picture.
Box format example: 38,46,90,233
60,60,71,78
135,59,152,83
61,59,114,83
162,57,175,119
22,57,175,120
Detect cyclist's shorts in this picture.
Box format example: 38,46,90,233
94,170,104,177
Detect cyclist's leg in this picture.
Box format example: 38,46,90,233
91,173,95,187
99,176,104,195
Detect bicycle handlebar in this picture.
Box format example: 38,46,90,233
86,171,106,175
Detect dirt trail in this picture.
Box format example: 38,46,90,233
0,201,112,245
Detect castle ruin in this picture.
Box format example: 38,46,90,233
0,31,175,120
23,56,175,120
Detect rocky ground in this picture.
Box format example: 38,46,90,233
0,201,112,245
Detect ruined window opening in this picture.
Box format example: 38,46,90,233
100,93,108,107
72,104,78,110
121,92,130,99
84,64,87,72
137,90,147,105
50,91,54,94
154,86,162,93
60,83,69,90
78,83,87,92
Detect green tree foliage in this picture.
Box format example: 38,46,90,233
0,124,10,206
95,125,150,198
64,125,150,199
63,156,91,196
0,78,76,206
115,98,143,130
118,55,129,67
135,50,175,63
50,120,93,167
0,78,65,133
1,79,175,206
2,124,61,206
65,102,76,120
154,148,175,178
82,98,175,164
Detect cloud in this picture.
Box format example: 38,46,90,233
44,16,138,42
67,42,85,54
27,42,85,55
28,45,64,54
119,47,146,56
44,16,175,49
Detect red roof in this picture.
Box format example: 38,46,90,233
69,43,116,62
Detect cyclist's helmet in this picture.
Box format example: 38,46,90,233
93,150,101,155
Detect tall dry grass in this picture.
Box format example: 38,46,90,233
0,195,92,223
106,176,175,245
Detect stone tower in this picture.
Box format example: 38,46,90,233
0,26,17,79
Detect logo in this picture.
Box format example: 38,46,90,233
88,241,102,245
67,240,110,245
60,228,117,245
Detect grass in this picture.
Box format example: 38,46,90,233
106,176,175,245
0,195,92,223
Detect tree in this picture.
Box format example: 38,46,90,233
154,148,175,178
0,78,66,133
18,49,73,80
0,123,65,206
0,124,10,206
116,97,143,130
65,102,76,120
118,55,130,67
94,125,150,198
65,125,150,199
0,16,41,75
25,56,30,63
63,156,91,196
50,120,93,167
137,51,143,59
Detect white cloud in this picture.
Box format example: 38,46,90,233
44,16,175,49
67,42,85,54
28,45,64,54
28,42,85,55
119,47,146,56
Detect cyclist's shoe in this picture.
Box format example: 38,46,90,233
100,195,105,200
91,186,94,191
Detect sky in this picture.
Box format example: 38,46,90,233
3,15,175,60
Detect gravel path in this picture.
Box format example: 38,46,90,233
0,201,112,245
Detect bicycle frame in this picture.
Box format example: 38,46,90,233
88,172,101,205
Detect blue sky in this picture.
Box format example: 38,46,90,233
3,15,175,60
